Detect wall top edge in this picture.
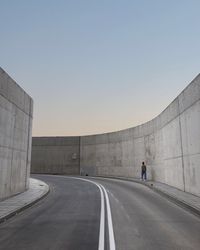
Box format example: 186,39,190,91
0,67,33,116
0,67,33,101
81,73,200,139
32,73,200,141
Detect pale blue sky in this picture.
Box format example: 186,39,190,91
0,0,200,136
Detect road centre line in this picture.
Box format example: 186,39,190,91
70,177,116,250
98,183,116,250
48,175,116,250
72,177,105,250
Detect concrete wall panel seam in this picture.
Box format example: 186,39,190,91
177,97,186,192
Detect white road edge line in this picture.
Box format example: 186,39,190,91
70,177,105,250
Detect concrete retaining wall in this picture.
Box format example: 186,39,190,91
31,74,200,197
0,68,33,200
31,137,80,175
80,74,200,196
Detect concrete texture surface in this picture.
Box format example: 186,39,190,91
0,68,33,200
31,74,200,197
80,73,200,196
31,137,80,174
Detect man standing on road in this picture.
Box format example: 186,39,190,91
141,162,147,181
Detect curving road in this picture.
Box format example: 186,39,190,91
0,175,200,250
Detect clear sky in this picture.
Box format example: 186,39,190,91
0,0,200,136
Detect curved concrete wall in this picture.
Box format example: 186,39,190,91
0,68,33,200
31,74,200,197
31,137,80,175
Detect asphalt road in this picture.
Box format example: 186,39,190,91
0,175,200,250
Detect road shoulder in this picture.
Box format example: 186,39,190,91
97,175,200,217
0,178,49,223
